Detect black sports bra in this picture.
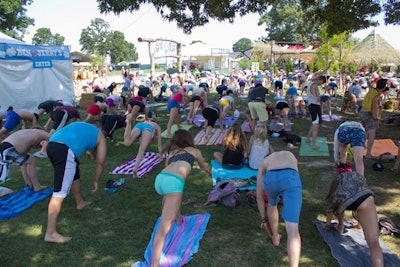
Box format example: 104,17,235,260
168,149,195,167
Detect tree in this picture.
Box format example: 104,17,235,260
79,18,111,60
107,31,138,63
32,27,65,45
0,0,34,40
232,38,253,53
97,0,400,36
258,0,321,44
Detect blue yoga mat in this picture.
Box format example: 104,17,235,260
211,160,257,191
132,213,211,267
314,220,400,267
0,186,53,220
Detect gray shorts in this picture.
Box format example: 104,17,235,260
359,111,376,130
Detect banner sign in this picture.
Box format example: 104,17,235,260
0,43,70,68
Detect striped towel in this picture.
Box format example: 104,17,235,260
109,152,164,177
132,213,211,267
194,128,226,145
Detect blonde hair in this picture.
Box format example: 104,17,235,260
253,125,268,143
223,123,248,152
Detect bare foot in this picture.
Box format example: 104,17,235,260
44,232,72,243
166,133,172,137
175,214,183,226
312,146,320,150
272,233,281,246
132,170,138,178
337,222,345,234
33,185,48,191
76,201,91,210
305,139,311,143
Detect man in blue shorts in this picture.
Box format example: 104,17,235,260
256,151,302,267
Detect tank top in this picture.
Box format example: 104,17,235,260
248,139,270,169
306,81,320,105
361,89,379,112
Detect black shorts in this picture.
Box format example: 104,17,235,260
138,87,151,97
275,102,289,110
127,100,145,112
202,106,219,127
50,110,68,131
94,96,105,103
308,104,322,123
190,95,201,102
100,115,125,137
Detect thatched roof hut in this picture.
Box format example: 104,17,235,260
350,30,400,66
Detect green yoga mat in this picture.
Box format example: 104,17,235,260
161,124,193,138
299,137,329,156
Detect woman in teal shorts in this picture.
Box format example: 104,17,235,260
123,113,162,178
151,129,210,267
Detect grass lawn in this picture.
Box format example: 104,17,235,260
1,88,400,267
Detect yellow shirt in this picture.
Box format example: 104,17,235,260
361,89,379,112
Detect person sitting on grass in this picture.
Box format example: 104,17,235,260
256,151,303,267
248,125,274,170
324,171,383,267
123,113,162,178
151,129,210,267
213,123,248,170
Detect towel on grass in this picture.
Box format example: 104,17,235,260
0,186,53,220
313,220,400,267
211,160,257,191
299,137,330,157
161,124,193,138
214,116,238,127
109,152,164,177
322,114,342,121
363,139,399,158
132,213,211,267
194,128,226,146
181,114,205,127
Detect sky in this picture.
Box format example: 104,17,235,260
24,0,400,63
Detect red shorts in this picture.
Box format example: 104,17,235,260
87,104,100,115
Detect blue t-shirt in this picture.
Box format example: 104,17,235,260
286,86,298,96
49,122,99,157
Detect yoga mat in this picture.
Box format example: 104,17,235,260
0,186,53,220
194,128,226,146
182,114,205,127
322,114,342,121
269,119,292,132
161,124,193,138
211,160,257,191
132,213,211,267
241,121,263,132
313,220,400,267
363,139,399,158
299,137,330,156
109,152,164,177
214,116,238,127
146,103,165,108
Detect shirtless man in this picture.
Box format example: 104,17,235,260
256,151,302,267
0,106,39,140
0,128,49,190
44,122,106,243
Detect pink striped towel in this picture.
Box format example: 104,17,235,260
194,128,226,145
109,152,164,177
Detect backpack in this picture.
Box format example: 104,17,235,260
378,217,400,237
207,181,240,208
285,134,301,145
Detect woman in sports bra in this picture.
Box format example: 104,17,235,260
123,113,162,178
151,129,210,266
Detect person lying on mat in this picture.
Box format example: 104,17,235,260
324,171,383,267
44,122,107,243
213,123,248,170
248,125,274,170
123,113,162,178
0,127,50,190
333,121,366,176
256,151,302,267
201,105,223,143
151,129,210,267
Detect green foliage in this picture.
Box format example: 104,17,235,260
259,0,321,44
79,18,111,60
32,27,65,46
285,60,294,73
238,59,252,70
232,38,253,53
107,30,138,64
0,0,34,39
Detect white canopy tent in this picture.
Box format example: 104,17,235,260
0,32,74,112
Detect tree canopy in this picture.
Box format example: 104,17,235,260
96,0,400,36
232,38,253,53
0,0,34,39
32,28,65,45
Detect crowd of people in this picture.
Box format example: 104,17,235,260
1,66,399,267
